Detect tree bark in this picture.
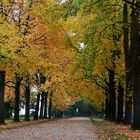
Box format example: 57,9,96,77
123,2,132,125
43,92,48,119
0,71,5,124
25,84,30,121
131,4,140,129
34,93,40,120
39,92,45,119
105,95,108,120
48,93,52,119
109,70,116,122
14,74,21,122
117,82,124,123
105,91,110,120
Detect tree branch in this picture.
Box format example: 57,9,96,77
91,77,108,90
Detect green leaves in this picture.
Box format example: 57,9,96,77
63,0,84,19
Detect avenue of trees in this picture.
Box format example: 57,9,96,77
0,0,79,123
0,0,140,131
63,0,140,130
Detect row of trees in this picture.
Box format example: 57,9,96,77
0,0,80,124
62,0,140,130
1,0,140,131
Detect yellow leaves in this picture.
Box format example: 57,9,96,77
79,87,105,110
67,65,105,108
1,0,109,111
93,39,115,75
44,71,66,93
0,22,20,69
111,11,120,17
52,88,77,111
43,0,64,25
63,15,85,45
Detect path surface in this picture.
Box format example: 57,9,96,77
0,117,99,140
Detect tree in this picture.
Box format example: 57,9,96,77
14,75,22,121
43,92,48,119
117,82,124,122
0,15,20,124
39,91,45,119
25,82,30,121
123,2,132,124
130,1,140,129
0,71,5,124
48,92,52,119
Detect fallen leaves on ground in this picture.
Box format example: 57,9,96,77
92,118,140,139
0,119,48,132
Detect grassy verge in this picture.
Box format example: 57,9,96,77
0,119,49,132
91,118,132,140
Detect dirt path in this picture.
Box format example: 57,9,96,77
0,117,99,140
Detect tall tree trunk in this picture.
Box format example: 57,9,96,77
39,92,45,119
48,93,52,119
0,71,5,124
43,92,48,119
14,75,21,122
117,82,124,123
105,91,111,120
123,2,132,125
108,93,112,120
131,4,140,129
105,95,108,120
109,70,116,122
25,84,30,121
34,93,40,120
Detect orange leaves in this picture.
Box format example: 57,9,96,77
1,0,108,111
66,64,106,109
53,89,72,111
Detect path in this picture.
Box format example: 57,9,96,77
0,117,99,140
